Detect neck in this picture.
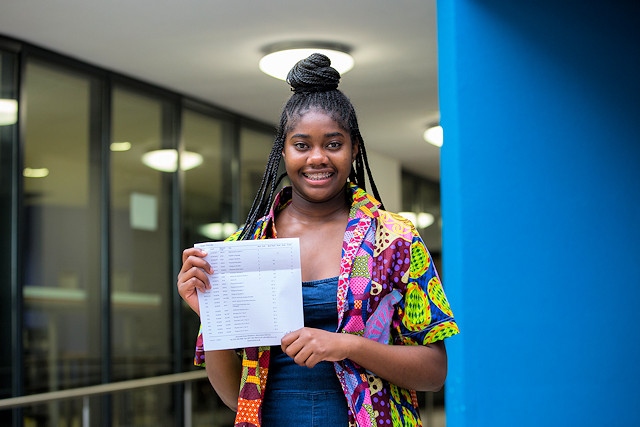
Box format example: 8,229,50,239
285,185,350,223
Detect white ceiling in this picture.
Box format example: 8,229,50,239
0,0,442,181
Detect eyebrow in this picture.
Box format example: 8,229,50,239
289,131,345,139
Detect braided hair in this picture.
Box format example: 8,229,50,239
239,53,383,240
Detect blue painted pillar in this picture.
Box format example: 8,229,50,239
437,1,640,426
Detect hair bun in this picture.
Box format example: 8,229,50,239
286,53,340,93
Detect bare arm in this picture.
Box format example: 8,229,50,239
281,328,447,391
205,350,242,411
345,334,447,391
177,247,242,410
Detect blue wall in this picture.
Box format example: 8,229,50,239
437,1,640,426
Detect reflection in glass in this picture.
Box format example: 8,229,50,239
180,109,242,425
0,50,19,408
0,98,18,125
402,171,442,254
6,46,291,425
240,127,275,221
111,88,172,383
109,87,177,425
22,60,99,424
181,109,226,246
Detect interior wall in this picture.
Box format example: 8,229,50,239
437,1,640,426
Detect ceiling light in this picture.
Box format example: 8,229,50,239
423,125,443,147
198,222,238,240
110,141,132,152
399,211,435,229
141,149,203,172
416,212,435,228
259,41,354,81
23,167,49,178
0,99,18,126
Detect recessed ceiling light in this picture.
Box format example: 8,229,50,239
399,211,435,229
0,99,18,126
110,141,132,152
198,222,238,240
259,41,354,81
423,125,443,147
141,149,203,172
416,212,435,228
23,167,49,178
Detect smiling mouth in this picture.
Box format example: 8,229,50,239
303,172,334,180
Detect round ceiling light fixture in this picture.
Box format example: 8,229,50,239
423,125,443,148
259,41,354,81
110,141,132,152
23,167,50,178
0,99,18,126
399,211,436,229
198,222,239,241
142,149,203,172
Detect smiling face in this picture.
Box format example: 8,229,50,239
283,108,358,205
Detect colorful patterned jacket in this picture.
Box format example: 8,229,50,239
194,183,459,427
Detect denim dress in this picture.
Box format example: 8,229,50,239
261,276,350,426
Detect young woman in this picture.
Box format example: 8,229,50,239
177,53,459,427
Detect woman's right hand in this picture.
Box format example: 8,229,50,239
177,247,213,316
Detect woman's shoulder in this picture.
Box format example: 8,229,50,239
373,209,417,234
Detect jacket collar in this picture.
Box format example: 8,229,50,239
261,183,382,237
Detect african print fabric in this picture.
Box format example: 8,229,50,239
194,183,459,427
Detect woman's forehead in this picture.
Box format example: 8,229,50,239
286,107,349,132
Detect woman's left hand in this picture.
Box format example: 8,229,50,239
281,328,352,368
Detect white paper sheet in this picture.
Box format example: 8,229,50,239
195,238,303,351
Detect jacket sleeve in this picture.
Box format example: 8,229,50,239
397,229,459,345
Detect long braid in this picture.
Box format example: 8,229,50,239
239,53,384,239
239,132,284,240
356,133,384,208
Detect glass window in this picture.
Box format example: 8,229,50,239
180,109,227,369
0,49,18,401
239,127,275,221
401,170,442,259
110,87,176,426
4,40,288,425
21,59,101,405
181,109,228,245
181,109,238,424
110,87,173,380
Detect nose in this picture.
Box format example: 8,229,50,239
307,146,328,165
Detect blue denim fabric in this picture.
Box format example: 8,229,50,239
262,389,349,426
262,277,349,426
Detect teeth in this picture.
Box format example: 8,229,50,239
304,172,332,180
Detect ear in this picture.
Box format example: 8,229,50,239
351,139,359,162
